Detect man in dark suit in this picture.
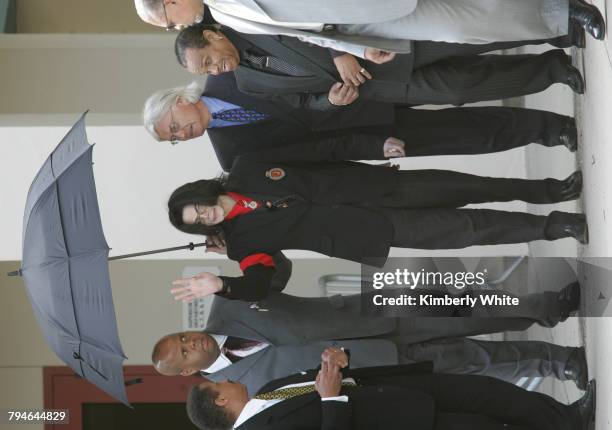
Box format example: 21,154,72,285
152,257,587,395
144,75,577,171
174,24,586,107
185,357,596,430
166,136,587,300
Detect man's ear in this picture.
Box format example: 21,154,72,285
214,394,228,407
203,29,224,41
180,368,197,376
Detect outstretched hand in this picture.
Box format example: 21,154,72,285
171,272,223,302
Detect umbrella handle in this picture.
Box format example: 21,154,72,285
7,269,22,277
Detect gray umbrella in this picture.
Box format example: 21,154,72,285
13,112,131,405
9,113,204,406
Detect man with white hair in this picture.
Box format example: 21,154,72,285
133,0,605,59
143,74,578,171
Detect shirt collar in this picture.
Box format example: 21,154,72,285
202,334,232,373
233,399,271,428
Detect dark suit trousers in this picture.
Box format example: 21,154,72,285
379,207,549,249
372,168,569,248
372,373,579,430
377,170,568,208
407,42,569,105
386,106,569,157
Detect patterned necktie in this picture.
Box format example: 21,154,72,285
243,52,312,77
212,108,269,123
254,381,357,400
223,336,264,362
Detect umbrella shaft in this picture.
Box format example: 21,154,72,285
5,243,207,275
108,242,207,261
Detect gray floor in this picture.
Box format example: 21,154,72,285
508,4,612,427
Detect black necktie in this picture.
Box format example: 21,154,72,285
242,51,312,77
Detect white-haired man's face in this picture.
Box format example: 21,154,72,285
140,0,205,30
154,98,211,143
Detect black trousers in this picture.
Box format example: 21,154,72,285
371,169,576,248
377,374,579,430
379,207,550,249
406,40,569,105
377,170,569,208
383,106,570,157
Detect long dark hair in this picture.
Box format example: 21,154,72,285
167,177,229,236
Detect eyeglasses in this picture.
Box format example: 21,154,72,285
161,1,204,31
194,204,208,225
161,1,177,31
168,106,180,145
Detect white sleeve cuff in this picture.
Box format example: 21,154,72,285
321,395,349,402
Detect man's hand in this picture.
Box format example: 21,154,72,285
171,272,223,302
328,82,359,106
383,137,406,158
315,361,342,398
205,235,227,254
376,161,400,169
321,347,349,368
364,48,397,64
333,53,372,86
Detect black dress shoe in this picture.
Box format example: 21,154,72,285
573,24,587,48
572,379,596,430
560,171,583,200
560,118,578,152
545,211,589,244
564,347,588,390
570,0,606,40
558,281,581,313
565,61,586,94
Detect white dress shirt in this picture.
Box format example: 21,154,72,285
203,334,270,374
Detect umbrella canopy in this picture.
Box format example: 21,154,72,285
18,113,130,405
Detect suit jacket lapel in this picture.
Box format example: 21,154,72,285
235,32,337,82
208,349,267,383
257,369,319,394
206,313,273,344
235,66,332,95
